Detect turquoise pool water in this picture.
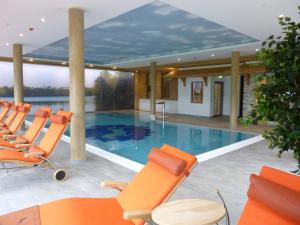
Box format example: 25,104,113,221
61,112,255,164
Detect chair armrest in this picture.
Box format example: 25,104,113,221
123,210,152,220
10,140,28,144
0,130,11,134
24,151,45,158
100,181,128,191
15,144,31,149
2,134,17,139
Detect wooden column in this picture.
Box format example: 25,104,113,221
69,7,86,160
13,44,24,104
134,72,140,110
156,71,162,99
230,51,240,129
150,61,157,119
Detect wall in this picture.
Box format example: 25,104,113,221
139,75,246,118
177,77,212,116
243,75,256,116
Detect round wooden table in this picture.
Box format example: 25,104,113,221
152,199,226,225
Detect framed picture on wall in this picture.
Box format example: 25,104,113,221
191,81,203,103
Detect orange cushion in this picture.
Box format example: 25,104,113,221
117,145,196,225
50,115,66,124
248,174,300,224
11,105,18,111
148,148,186,176
39,198,134,225
0,150,41,163
3,102,12,107
34,110,49,118
238,199,298,225
18,105,30,112
0,139,16,148
260,166,300,192
15,136,28,143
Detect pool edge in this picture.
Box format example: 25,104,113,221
25,120,264,172
196,135,265,163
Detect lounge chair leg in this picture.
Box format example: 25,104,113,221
216,189,230,225
145,218,158,225
38,156,67,181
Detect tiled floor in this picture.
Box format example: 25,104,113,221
0,136,296,224
155,112,271,134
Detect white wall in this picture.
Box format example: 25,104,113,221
177,77,212,117
139,75,237,117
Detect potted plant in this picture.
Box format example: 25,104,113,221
247,6,300,174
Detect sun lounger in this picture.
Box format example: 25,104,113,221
0,144,197,225
0,110,72,181
0,107,52,149
0,104,31,137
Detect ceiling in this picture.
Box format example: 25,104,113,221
0,0,299,67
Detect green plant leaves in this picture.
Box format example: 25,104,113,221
245,5,300,166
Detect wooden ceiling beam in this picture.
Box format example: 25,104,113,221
132,54,258,72
0,56,134,73
175,64,266,78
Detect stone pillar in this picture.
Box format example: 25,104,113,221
69,7,86,160
150,62,157,119
230,51,240,129
13,44,24,104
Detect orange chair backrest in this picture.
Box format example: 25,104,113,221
0,101,12,122
3,104,20,126
23,107,52,143
8,104,31,133
38,110,72,157
259,166,300,192
117,144,197,225
238,166,300,225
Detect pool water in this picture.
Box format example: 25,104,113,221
61,112,255,164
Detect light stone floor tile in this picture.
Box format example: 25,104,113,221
0,137,296,225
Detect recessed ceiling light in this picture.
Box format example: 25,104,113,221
29,58,34,62
112,66,117,69
278,14,284,18
211,54,215,57
256,48,260,52
19,33,24,37
5,43,9,46
41,18,46,22
177,58,181,61
89,64,94,67
62,61,66,65
218,76,223,79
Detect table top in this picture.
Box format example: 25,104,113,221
152,199,226,225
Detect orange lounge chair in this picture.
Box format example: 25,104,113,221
0,110,72,181
238,166,300,225
0,104,31,137
0,145,197,225
0,107,52,149
0,101,12,122
0,101,15,125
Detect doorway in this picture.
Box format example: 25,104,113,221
214,82,224,116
